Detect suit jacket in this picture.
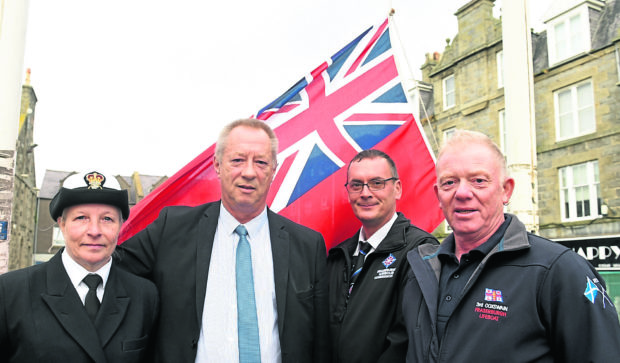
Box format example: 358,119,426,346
114,201,330,363
0,250,159,363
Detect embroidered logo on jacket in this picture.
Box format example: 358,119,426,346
584,276,614,308
382,253,396,268
485,288,504,302
373,254,397,280
474,288,508,322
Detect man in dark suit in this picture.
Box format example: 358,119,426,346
0,171,159,363
115,119,330,363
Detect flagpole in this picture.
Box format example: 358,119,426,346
388,8,440,152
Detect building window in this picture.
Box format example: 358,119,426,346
443,75,455,110
52,227,66,247
547,6,590,64
443,127,456,141
496,50,504,89
559,160,601,221
554,79,595,141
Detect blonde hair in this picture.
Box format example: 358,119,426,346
438,130,508,178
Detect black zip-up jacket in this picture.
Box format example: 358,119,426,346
327,213,438,363
403,214,620,362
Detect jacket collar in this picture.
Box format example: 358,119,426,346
330,212,412,256
415,213,531,281
95,263,131,348
267,208,290,336
195,201,221,324
41,251,109,363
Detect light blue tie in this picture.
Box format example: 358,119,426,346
235,225,261,363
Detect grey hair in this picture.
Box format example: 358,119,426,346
215,118,278,164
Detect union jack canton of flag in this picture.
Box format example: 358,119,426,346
255,18,443,247
119,18,443,250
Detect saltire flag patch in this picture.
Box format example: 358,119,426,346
585,276,600,304
584,275,614,308
119,18,444,249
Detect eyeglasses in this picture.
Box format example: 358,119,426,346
345,177,398,193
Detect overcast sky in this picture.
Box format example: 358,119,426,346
23,0,553,187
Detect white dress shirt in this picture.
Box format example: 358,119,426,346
61,249,112,305
355,212,398,258
195,205,281,363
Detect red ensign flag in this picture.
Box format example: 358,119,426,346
119,18,444,248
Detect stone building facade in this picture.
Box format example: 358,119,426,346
8,71,38,270
418,0,620,295
419,0,507,237
533,1,620,241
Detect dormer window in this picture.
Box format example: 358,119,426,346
546,4,592,65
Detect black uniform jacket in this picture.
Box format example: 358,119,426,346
0,250,159,363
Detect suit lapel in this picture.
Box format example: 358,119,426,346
40,252,108,363
268,210,290,335
195,202,220,324
95,265,130,348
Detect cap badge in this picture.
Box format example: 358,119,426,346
84,171,105,189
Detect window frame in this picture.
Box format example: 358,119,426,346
546,5,591,65
443,74,455,110
553,79,595,141
559,160,601,222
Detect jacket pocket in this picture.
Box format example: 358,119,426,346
122,335,148,352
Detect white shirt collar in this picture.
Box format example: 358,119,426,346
219,203,268,241
61,248,112,289
358,212,398,251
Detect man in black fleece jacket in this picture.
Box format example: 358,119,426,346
327,149,438,363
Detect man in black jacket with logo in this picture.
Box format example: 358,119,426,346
403,130,620,362
327,149,438,363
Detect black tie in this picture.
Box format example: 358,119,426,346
349,241,372,294
83,274,102,322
